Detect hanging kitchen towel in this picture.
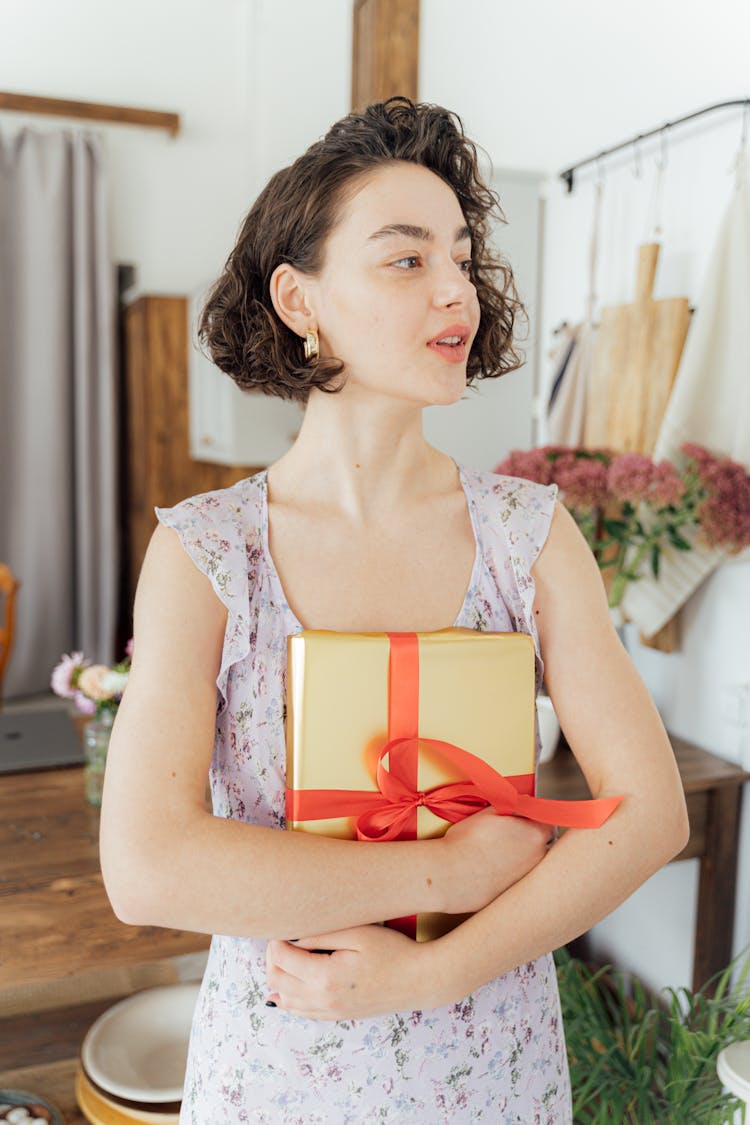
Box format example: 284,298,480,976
547,323,577,410
546,175,604,447
621,163,750,637
546,320,598,445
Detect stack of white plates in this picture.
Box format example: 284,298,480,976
76,984,200,1125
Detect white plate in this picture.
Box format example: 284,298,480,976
81,983,200,1103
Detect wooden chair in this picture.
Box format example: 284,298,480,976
0,563,21,710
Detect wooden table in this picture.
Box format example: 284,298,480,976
0,766,210,990
0,764,210,1122
539,731,750,992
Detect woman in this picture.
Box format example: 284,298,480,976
100,97,688,1123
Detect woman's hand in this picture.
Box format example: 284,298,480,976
439,809,554,914
265,924,444,1020
263,814,554,1019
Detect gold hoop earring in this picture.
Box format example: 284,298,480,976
303,329,319,362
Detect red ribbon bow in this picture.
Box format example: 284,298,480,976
286,632,621,839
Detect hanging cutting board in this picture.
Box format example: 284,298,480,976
584,243,691,453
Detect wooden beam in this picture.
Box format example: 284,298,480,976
351,0,420,111
0,91,180,136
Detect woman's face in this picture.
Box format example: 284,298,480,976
308,160,482,407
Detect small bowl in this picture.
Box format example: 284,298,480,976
81,983,200,1104
0,1089,64,1125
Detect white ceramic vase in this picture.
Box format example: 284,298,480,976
536,693,561,764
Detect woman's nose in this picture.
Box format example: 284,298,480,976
431,258,476,308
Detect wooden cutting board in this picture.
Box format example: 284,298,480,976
584,243,691,454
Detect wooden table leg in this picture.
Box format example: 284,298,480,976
693,784,744,993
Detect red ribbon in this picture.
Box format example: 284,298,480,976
286,632,621,936
287,732,621,840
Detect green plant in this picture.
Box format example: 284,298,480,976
555,946,750,1124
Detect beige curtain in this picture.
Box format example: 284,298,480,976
0,127,117,698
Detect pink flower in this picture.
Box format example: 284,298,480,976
78,664,117,702
682,443,750,551
608,453,685,507
550,453,609,508
680,441,715,467
695,465,750,551
607,453,656,503
494,448,553,485
125,637,134,659
50,651,88,699
650,460,686,507
74,690,96,716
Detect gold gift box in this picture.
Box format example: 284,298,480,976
285,626,537,941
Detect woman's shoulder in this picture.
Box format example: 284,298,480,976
153,471,267,593
459,463,559,523
156,470,266,528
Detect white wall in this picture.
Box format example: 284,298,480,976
419,0,749,174
421,0,750,992
0,0,352,294
1,0,250,292
248,0,352,191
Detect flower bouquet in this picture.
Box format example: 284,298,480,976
51,640,132,718
51,640,132,805
495,443,750,611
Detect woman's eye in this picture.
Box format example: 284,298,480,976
458,260,473,273
392,256,420,270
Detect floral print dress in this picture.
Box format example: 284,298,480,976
155,463,572,1125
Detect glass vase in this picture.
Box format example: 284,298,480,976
84,710,115,807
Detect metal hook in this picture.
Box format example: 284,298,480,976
655,125,669,171
727,100,750,185
632,135,643,179
596,155,605,187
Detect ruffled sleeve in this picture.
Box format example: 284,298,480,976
154,484,258,710
494,474,559,694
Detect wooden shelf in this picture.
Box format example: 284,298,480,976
0,91,180,135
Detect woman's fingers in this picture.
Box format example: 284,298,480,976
289,927,366,952
266,938,344,1011
267,938,317,974
265,924,426,1020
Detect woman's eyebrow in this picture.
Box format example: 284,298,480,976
367,223,472,244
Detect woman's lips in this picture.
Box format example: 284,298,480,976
426,323,471,364
427,340,468,363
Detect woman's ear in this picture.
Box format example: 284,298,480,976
269,263,316,337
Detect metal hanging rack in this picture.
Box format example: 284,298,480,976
559,97,749,193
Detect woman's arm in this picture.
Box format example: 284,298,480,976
413,499,689,1002
263,501,690,1017
100,523,551,940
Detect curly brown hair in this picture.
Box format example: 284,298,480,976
199,96,528,405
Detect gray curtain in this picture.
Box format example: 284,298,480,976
0,127,117,698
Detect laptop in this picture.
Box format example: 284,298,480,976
0,707,85,773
